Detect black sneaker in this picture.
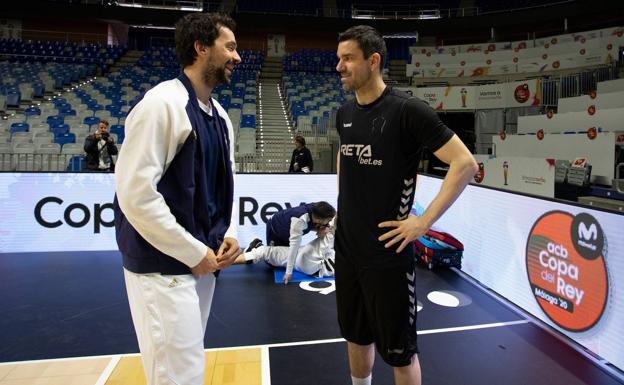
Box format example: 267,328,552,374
245,238,263,252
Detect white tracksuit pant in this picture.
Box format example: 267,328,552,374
245,234,335,277
124,269,216,385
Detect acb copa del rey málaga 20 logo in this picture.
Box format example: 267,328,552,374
526,211,609,332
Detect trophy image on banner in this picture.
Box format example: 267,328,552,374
503,160,509,185
460,88,467,108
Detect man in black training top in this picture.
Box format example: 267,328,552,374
334,25,478,385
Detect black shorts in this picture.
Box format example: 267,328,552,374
335,255,418,367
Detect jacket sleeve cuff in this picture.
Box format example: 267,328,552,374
174,242,207,269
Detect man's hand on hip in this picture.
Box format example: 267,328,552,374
378,215,430,253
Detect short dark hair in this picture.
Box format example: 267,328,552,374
338,25,387,71
295,135,306,146
175,13,236,68
312,201,336,220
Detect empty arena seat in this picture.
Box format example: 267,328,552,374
83,116,100,127
567,163,592,187
66,155,86,172
9,122,29,134
54,132,76,146
554,160,571,183
50,124,70,135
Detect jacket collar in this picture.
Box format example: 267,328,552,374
177,70,201,111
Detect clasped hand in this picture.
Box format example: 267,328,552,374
191,237,240,276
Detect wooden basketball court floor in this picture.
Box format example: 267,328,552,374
0,250,623,385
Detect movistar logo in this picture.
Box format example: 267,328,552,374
578,222,597,241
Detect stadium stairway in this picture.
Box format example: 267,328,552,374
257,78,293,169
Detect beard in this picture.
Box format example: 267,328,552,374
203,61,230,87
340,69,371,92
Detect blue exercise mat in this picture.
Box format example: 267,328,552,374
273,268,334,283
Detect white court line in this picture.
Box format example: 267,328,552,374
0,353,117,366
94,355,121,385
205,337,346,352
417,320,529,335
207,319,529,352
0,319,529,367
261,346,271,385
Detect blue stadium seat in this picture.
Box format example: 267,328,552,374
83,116,100,127
58,109,77,117
50,124,70,135
6,91,21,107
67,155,86,172
9,122,29,134
24,107,41,117
54,132,76,146
241,115,256,128
47,115,64,126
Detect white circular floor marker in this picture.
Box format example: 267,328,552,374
427,291,460,307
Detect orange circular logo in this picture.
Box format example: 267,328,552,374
537,129,545,140
526,211,609,332
553,61,560,69
587,127,597,140
514,84,530,103
587,105,596,115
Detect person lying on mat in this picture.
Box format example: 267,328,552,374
235,220,335,279
244,201,336,284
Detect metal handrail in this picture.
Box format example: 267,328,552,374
0,28,107,44
0,152,86,173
